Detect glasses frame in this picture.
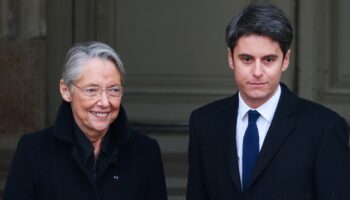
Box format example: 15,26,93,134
72,83,124,99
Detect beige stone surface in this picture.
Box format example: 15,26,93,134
0,39,47,198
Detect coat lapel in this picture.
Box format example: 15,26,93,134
218,94,242,191
250,84,297,186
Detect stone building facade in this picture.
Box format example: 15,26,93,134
1,0,349,199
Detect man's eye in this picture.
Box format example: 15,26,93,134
242,56,252,62
265,57,275,63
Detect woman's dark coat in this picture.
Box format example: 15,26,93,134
4,101,168,200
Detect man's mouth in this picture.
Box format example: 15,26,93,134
249,82,266,85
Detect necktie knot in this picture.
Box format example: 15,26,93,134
248,110,260,123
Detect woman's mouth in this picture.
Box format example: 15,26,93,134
90,111,110,118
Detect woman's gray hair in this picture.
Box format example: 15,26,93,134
62,41,125,89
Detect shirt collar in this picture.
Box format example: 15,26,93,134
238,84,281,122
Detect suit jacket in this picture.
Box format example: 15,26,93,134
4,101,167,200
186,83,350,200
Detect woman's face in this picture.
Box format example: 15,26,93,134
60,58,123,136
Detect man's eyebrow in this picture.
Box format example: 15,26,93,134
237,54,253,57
263,54,278,58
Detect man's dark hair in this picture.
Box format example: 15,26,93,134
225,3,293,56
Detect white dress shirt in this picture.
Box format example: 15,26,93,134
236,85,281,184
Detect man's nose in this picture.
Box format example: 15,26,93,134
252,61,263,77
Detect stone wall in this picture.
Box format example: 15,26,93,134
0,0,46,197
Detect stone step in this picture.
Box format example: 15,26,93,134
133,124,189,200
0,148,16,200
0,171,7,200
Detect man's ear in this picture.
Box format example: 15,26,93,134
59,79,72,102
282,49,291,72
227,48,235,70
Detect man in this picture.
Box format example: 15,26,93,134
186,3,350,200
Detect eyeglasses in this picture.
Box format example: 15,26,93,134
72,83,123,99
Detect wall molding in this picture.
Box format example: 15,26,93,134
318,0,350,100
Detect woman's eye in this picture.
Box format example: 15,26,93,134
84,88,98,93
110,88,121,93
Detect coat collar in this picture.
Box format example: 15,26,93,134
249,83,297,188
53,101,131,148
216,94,242,190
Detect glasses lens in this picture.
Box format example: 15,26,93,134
82,87,100,97
108,87,123,97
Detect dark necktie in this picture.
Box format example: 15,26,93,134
242,110,260,191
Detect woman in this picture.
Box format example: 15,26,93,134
4,41,168,200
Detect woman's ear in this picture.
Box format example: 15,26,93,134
59,79,72,102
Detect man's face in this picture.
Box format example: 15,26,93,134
228,34,290,108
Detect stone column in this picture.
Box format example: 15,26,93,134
0,0,47,197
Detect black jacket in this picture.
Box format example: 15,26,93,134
4,101,168,200
186,83,350,200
